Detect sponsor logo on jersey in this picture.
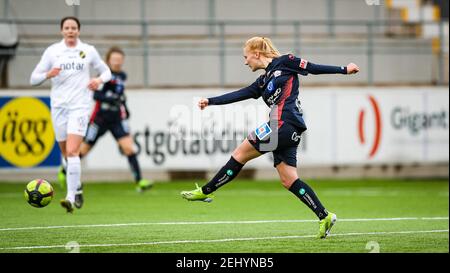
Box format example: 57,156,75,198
255,122,272,140
267,88,282,105
291,132,301,142
59,62,85,71
300,59,308,69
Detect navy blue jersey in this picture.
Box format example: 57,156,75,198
91,71,129,123
208,54,347,129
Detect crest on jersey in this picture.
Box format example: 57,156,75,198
267,81,274,92
79,51,86,59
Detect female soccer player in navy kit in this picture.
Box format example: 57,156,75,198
58,47,153,194
30,17,112,213
181,36,359,239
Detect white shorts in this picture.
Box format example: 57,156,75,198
51,107,90,142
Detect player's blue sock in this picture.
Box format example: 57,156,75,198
127,153,142,182
289,179,328,220
201,156,244,194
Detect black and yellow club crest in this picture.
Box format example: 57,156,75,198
79,51,86,59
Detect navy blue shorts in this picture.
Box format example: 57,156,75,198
84,116,130,146
248,122,305,168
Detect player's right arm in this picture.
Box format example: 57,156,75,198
198,79,262,110
30,47,60,86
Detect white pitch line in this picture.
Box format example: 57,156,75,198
0,229,448,251
0,216,447,232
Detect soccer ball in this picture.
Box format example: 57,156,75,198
24,179,54,208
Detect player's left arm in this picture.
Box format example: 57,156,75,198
88,47,112,91
285,54,359,75
345,63,360,74
306,62,360,75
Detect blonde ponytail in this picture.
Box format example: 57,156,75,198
244,36,281,58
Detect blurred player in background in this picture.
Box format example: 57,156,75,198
181,36,359,239
30,16,112,213
58,46,153,194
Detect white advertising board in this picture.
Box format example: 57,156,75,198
80,87,448,170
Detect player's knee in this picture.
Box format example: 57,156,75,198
66,149,80,157
280,177,293,189
231,150,246,164
231,150,239,160
121,145,134,156
66,145,81,157
279,174,296,189
124,148,134,156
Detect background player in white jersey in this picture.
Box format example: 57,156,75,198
30,16,112,213
58,46,153,193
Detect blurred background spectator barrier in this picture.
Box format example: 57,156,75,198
0,0,448,88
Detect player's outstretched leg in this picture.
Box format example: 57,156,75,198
180,156,244,202
318,212,337,239
288,178,337,239
180,183,215,202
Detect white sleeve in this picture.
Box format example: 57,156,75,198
30,47,52,86
90,46,111,83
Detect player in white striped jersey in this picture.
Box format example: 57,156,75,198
30,16,111,213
